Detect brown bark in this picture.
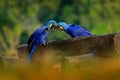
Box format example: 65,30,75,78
17,33,120,62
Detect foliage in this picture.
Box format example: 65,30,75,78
19,30,29,44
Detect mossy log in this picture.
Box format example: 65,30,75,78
17,32,120,63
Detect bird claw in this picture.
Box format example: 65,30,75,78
45,42,49,47
41,42,48,47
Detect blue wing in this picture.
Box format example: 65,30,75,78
66,24,92,37
26,26,47,50
27,42,38,63
27,29,49,63
38,30,49,45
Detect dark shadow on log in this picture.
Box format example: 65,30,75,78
0,56,3,71
17,33,120,63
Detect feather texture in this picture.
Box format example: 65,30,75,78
66,24,92,37
26,20,56,63
57,22,92,37
26,26,47,50
26,26,49,63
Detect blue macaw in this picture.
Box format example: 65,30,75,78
56,22,92,37
26,20,57,63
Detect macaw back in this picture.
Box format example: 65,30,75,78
66,24,92,37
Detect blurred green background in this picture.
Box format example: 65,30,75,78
0,0,120,56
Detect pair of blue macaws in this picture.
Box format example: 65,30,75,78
26,20,92,63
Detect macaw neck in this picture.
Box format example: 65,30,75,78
62,23,69,31
45,23,50,30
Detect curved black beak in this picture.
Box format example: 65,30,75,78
55,25,64,31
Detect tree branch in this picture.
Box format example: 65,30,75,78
17,33,120,62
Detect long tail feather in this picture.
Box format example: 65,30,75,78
26,44,38,64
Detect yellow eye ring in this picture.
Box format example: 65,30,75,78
59,25,63,30
50,24,53,28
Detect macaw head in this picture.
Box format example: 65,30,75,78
46,20,57,30
56,22,69,31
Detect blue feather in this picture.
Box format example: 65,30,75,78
27,29,49,63
57,22,92,37
26,20,56,63
26,26,47,50
67,24,92,37
27,43,38,63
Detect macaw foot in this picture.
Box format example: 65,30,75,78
40,43,48,47
44,43,48,47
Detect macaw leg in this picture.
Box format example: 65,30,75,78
39,39,46,46
27,44,38,64
42,41,46,46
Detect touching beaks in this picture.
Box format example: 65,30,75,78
59,25,63,30
55,25,64,31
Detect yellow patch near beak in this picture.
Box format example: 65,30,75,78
59,25,63,31
50,24,53,29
